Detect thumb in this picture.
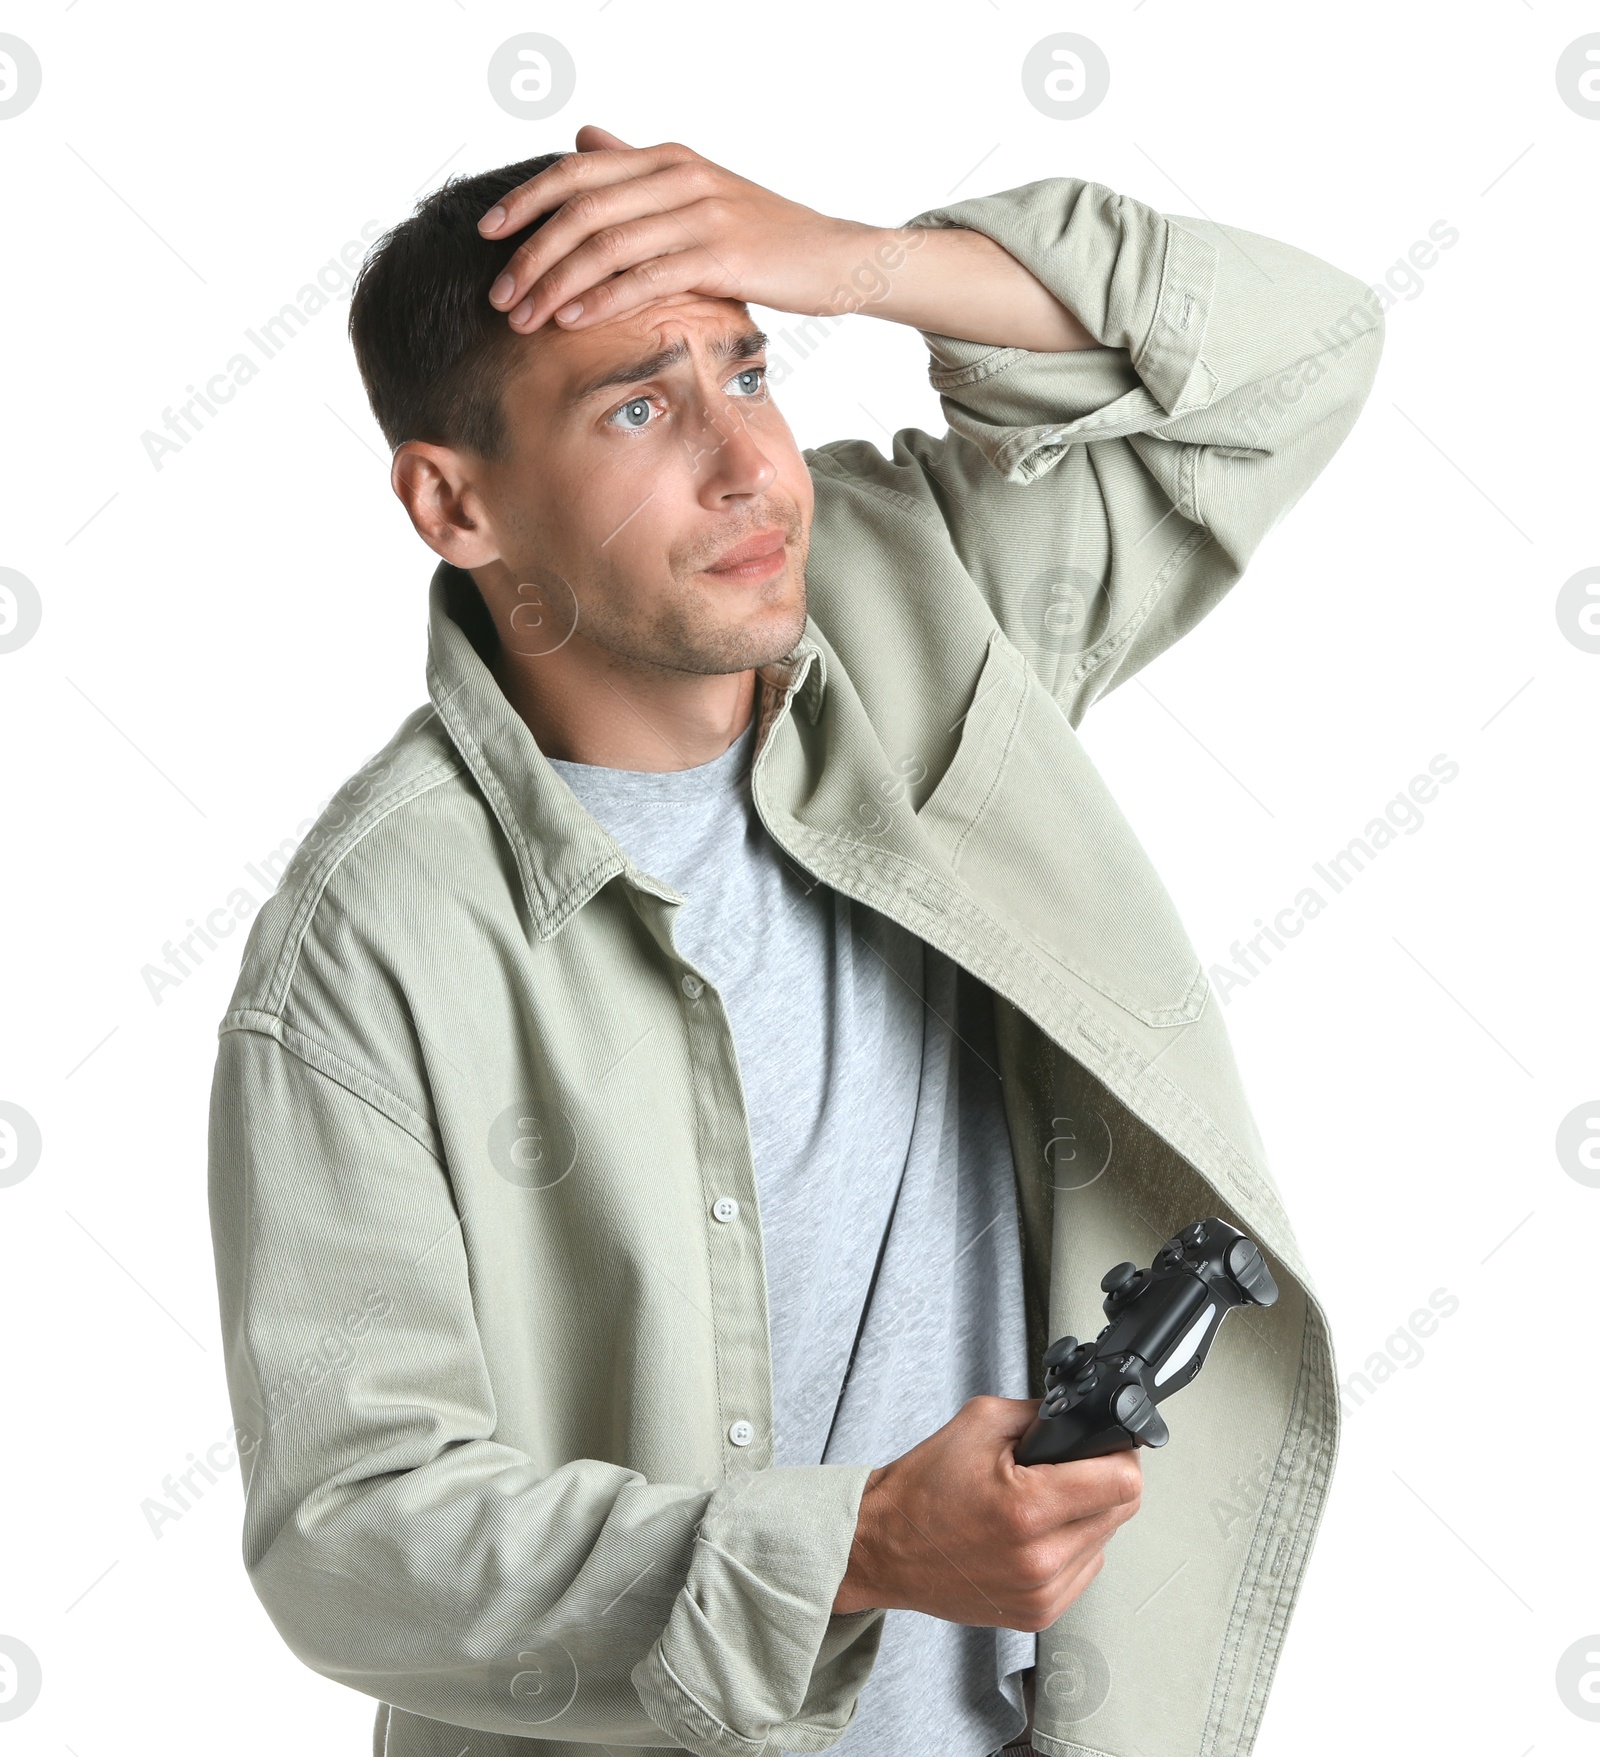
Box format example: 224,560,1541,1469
968,1393,1045,1443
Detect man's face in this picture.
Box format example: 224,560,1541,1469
468,292,814,677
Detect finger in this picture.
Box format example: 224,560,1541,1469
965,1394,1047,1441
577,123,633,150
1032,1503,1132,1601
507,210,721,332
489,162,724,316
478,140,694,238
1021,1450,1143,1520
1045,1547,1106,1618
542,244,728,331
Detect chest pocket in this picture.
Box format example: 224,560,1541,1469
917,626,1207,1030
913,625,1033,871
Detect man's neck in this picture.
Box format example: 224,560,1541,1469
490,637,759,773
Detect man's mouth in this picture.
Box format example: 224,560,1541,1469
699,527,788,584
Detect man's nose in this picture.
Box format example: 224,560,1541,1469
684,401,777,503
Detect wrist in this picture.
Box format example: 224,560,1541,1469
831,1463,891,1615
809,221,932,323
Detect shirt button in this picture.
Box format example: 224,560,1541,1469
681,974,704,999
711,1197,740,1224
728,1420,754,1447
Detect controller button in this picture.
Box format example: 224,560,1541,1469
1101,1261,1139,1295
1112,1384,1146,1424
1112,1384,1171,1448
1225,1237,1280,1307
1042,1334,1080,1370
1181,1222,1206,1246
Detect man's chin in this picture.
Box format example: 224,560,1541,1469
686,582,807,675
685,622,806,678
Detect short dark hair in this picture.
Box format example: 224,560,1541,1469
348,153,565,461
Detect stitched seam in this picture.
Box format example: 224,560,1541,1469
426,669,543,918
1131,217,1178,384
949,647,1033,873
217,1015,440,1160
1238,1314,1335,1748
262,761,462,1016
805,447,950,532
1064,524,1214,692
650,1646,761,1753
537,850,631,939
927,343,1029,390
1199,1301,1328,1756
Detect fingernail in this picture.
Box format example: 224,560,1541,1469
555,299,583,322
510,297,535,327
481,205,507,232
490,273,515,306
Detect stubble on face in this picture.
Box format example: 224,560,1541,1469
486,297,815,682
490,495,811,679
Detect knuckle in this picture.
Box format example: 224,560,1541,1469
592,223,631,260
1015,1586,1058,1633
637,255,673,287
1012,1539,1059,1593
566,189,602,225
999,1495,1040,1545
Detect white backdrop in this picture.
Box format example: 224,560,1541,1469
2,1,1597,1751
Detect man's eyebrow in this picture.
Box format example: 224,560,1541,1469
566,327,770,408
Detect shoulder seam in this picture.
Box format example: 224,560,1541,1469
218,1011,441,1160
261,759,464,1018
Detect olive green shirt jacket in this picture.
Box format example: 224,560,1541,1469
207,174,1383,1757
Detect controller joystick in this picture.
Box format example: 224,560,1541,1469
1015,1217,1278,1467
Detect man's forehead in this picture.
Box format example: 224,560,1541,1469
529,294,765,407
601,290,752,342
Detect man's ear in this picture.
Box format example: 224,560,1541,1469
391,440,503,568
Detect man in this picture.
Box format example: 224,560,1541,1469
207,126,1381,1757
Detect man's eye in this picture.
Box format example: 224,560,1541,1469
727,367,767,397
607,395,656,430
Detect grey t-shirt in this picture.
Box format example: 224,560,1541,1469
548,712,1035,1756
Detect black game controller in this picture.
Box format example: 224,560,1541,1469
1015,1218,1278,1467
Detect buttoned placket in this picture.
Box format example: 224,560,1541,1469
610,649,823,1480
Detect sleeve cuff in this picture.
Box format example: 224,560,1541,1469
899,177,1221,480
633,1463,886,1757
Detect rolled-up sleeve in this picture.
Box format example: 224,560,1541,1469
207,1022,884,1755
807,175,1384,723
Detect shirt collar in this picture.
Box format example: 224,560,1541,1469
423,559,826,940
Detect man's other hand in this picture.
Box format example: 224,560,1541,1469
477,125,1098,353
476,124,889,334
831,1395,1143,1631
